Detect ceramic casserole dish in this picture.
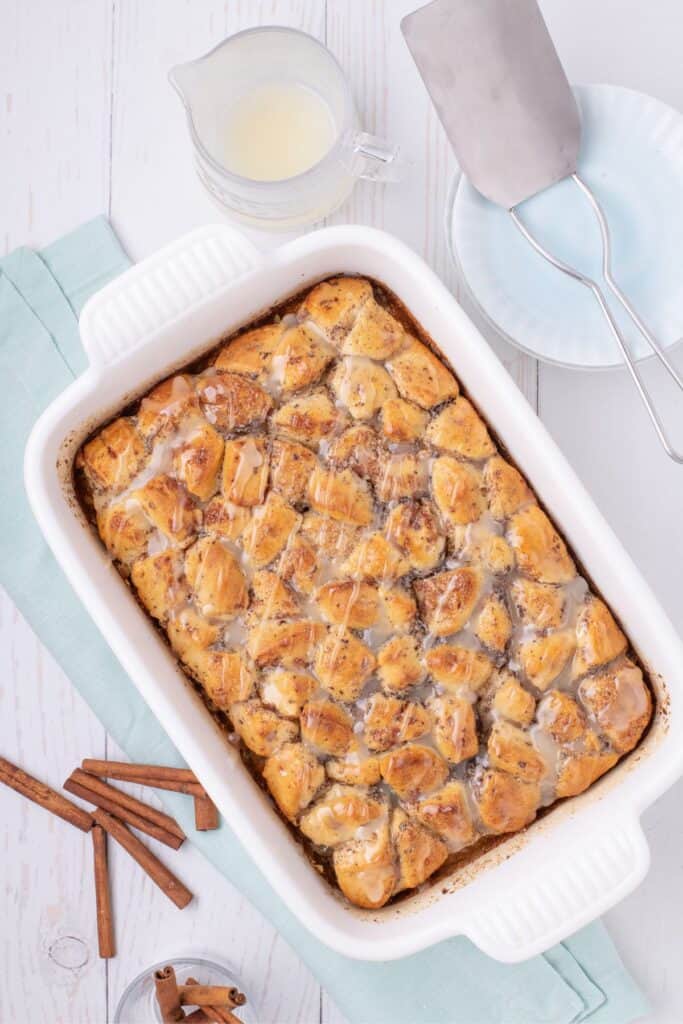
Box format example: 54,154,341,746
24,224,683,962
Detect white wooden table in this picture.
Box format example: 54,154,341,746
2,2,683,1021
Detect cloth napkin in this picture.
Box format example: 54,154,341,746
0,216,650,1024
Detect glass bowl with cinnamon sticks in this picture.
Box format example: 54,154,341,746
115,957,255,1023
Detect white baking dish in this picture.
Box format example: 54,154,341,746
24,223,683,963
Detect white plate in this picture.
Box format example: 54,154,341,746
448,84,683,368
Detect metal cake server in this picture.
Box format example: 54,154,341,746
402,0,683,462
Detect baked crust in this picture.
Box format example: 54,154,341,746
79,275,653,911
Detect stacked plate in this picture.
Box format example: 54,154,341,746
447,84,683,369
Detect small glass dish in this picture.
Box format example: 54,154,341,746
170,26,400,230
114,956,257,1023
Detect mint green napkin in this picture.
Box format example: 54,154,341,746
0,217,649,1024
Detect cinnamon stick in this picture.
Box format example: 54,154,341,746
185,1011,210,1023
134,776,205,797
91,825,115,958
92,808,193,909
199,1004,243,1024
0,756,93,832
185,979,243,1024
65,770,185,848
82,759,197,784
179,985,245,1008
154,965,184,1023
194,794,219,831
66,778,183,850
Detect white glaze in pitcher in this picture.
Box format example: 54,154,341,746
170,27,400,229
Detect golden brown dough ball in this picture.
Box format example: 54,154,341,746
483,455,535,519
509,577,566,629
326,425,383,479
333,818,397,909
300,512,360,561
428,694,479,764
173,421,224,501
407,781,476,849
413,567,483,638
387,337,459,409
392,808,448,892
137,375,200,440
507,505,576,584
270,439,318,504
385,500,445,572
425,645,494,693
487,721,546,783
326,744,382,786
196,372,272,431
242,492,301,569
273,323,335,393
426,397,495,460
248,570,299,622
517,630,576,691
380,398,429,442
167,606,220,655
247,619,325,669
379,585,418,632
330,356,398,420
474,594,512,653
188,650,255,710
475,769,540,834
272,389,347,446
363,694,432,752
341,296,407,359
306,464,374,526
341,533,409,582
278,534,319,595
213,323,282,380
313,628,376,702
556,749,618,798
231,699,298,757
377,635,425,693
431,456,485,525
260,670,317,719
97,502,152,566
131,550,188,622
185,537,248,620
449,526,515,575
79,417,146,494
300,699,354,756
134,474,199,547
315,580,380,629
578,659,652,753
221,436,269,507
300,785,385,847
537,690,587,744
375,452,429,503
379,743,449,800
572,597,627,679
299,276,373,342
263,742,325,820
492,674,536,726
203,496,250,541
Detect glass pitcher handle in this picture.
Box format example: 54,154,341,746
347,132,402,182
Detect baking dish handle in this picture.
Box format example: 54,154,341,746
79,224,262,368
461,815,650,963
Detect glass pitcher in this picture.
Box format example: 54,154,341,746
169,26,400,230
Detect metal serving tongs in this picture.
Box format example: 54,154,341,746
402,0,683,462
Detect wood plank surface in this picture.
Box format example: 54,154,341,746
2,1,683,1021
